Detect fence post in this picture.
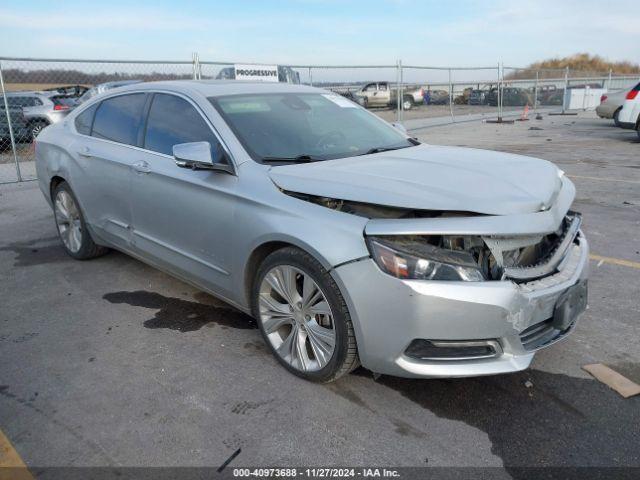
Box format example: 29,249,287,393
561,66,569,113
533,70,539,115
399,60,404,122
396,60,401,123
308,67,313,87
0,60,22,182
607,68,612,90
192,53,202,80
497,63,502,122
448,68,453,122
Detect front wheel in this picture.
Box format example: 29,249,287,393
52,182,109,260
402,96,413,110
252,247,359,382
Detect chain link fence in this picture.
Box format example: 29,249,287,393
2,55,640,184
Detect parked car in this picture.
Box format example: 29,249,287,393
2,91,72,139
0,106,31,149
596,89,630,127
353,82,423,110
452,87,473,105
536,85,564,106
617,82,640,138
424,89,450,105
486,87,532,107
468,89,487,105
36,81,588,382
75,80,143,105
43,85,89,98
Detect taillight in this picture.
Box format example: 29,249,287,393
600,95,607,103
53,104,69,111
627,90,639,100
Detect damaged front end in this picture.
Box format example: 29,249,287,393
284,189,583,284
366,212,581,283
283,181,589,377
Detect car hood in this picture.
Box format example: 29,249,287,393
268,144,563,215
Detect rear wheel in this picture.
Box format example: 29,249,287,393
252,247,359,383
613,108,622,127
52,182,109,260
30,120,48,140
402,96,414,111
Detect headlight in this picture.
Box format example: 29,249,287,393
367,237,485,282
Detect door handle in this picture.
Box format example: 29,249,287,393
132,161,151,174
77,146,92,157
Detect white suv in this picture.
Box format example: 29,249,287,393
617,82,640,138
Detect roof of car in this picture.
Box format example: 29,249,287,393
114,80,320,97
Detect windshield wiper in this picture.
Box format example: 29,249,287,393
358,139,420,157
358,146,405,156
261,154,324,163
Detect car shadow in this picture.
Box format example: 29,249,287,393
349,364,640,475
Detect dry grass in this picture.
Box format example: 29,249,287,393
507,53,640,79
4,83,92,92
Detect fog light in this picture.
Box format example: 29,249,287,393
404,339,502,361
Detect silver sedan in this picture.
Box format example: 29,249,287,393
35,81,588,382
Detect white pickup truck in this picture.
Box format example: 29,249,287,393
353,82,424,110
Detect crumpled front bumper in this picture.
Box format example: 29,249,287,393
330,233,589,378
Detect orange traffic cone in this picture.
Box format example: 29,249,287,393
520,104,530,121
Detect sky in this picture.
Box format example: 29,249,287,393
0,0,638,68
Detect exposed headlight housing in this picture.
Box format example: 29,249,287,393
367,236,485,282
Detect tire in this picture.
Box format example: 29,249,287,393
30,120,48,140
52,181,109,260
402,96,413,111
361,97,368,109
613,108,622,128
251,247,359,383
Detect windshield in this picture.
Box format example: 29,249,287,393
209,93,415,163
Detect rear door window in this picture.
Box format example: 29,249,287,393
91,93,146,146
143,93,224,161
7,97,32,107
74,103,98,136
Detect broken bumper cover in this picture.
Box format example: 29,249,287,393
331,233,589,378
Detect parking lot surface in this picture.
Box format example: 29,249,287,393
1,112,639,476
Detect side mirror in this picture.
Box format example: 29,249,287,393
173,141,233,173
391,122,407,134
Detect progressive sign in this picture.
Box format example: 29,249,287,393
234,64,279,82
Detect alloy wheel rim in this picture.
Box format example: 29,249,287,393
54,190,83,253
32,125,43,138
258,265,336,372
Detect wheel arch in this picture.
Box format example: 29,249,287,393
243,237,334,310
49,175,67,200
